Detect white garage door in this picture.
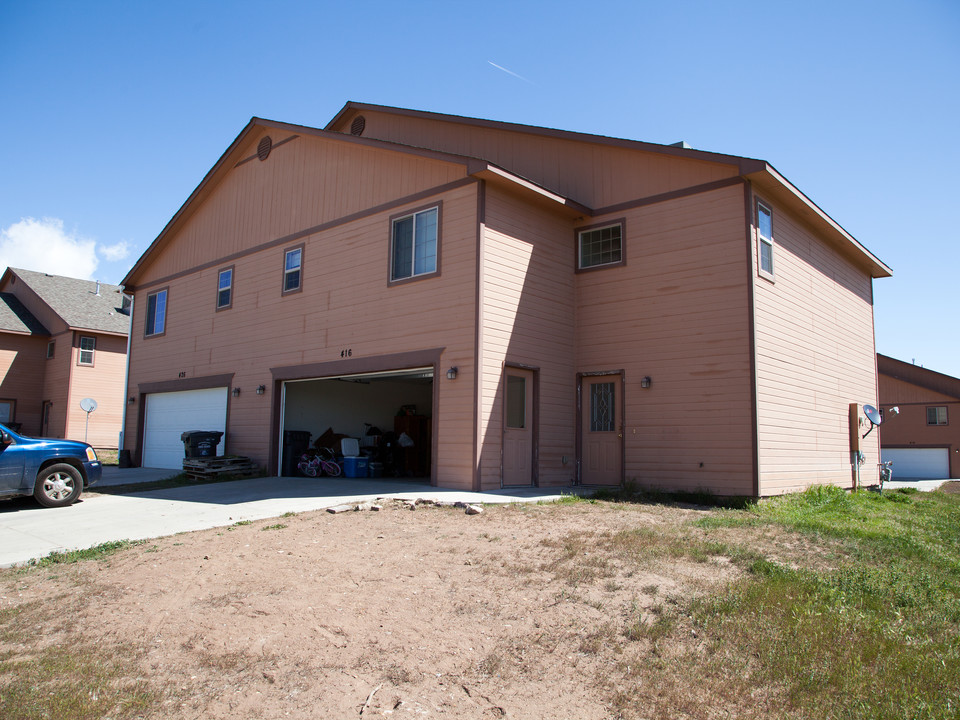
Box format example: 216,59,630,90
143,387,228,469
881,448,949,479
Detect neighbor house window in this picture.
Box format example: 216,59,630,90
757,200,775,277
145,288,167,337
577,221,624,270
46,340,55,359
217,267,233,310
0,400,13,424
78,336,95,366
927,406,948,426
283,246,302,294
391,205,439,282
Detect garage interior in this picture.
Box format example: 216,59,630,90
279,368,433,479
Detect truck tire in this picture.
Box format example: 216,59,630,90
34,463,83,508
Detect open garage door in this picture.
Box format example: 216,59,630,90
143,387,228,469
881,448,949,479
279,368,433,478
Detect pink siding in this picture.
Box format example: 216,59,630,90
0,333,46,434
65,333,127,448
753,191,879,494
478,185,577,490
576,184,755,495
350,111,739,209
40,331,73,438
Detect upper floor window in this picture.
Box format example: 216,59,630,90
78,336,95,366
757,200,775,278
577,221,624,270
0,400,14,424
145,288,167,337
283,246,303,294
217,267,233,310
46,340,55,359
391,205,439,282
927,406,948,426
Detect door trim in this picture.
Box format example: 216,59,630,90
501,363,539,488
576,370,625,486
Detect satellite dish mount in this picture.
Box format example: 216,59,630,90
861,404,882,439
80,398,98,444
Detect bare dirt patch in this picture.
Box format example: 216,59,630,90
0,500,818,719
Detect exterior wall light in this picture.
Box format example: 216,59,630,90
446,367,458,380
256,385,266,395
232,387,241,397
640,376,652,388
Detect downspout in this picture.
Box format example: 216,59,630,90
119,292,134,452
743,180,761,498
472,180,486,492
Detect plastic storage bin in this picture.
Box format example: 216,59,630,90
368,462,383,478
343,456,369,478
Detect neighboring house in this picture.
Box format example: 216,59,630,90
120,102,891,496
0,268,130,447
877,354,960,479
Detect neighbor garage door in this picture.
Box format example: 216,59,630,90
881,448,949,479
142,387,228,469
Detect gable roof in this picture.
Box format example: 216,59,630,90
0,292,49,335
3,268,130,335
878,354,960,400
327,102,892,279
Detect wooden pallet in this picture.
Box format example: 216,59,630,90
182,455,261,481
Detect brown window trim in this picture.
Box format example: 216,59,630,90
0,398,15,424
216,265,235,311
144,286,169,339
281,244,304,296
46,340,55,359
926,406,949,426
387,202,443,287
77,335,96,367
756,198,775,283
575,218,626,273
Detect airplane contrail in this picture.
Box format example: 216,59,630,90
488,61,534,84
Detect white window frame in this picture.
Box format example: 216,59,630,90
283,246,303,295
217,267,233,310
78,336,95,366
390,205,439,282
577,221,624,270
757,200,775,279
145,288,168,337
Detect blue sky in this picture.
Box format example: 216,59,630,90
1,0,958,376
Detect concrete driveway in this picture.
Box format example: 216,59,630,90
0,469,578,567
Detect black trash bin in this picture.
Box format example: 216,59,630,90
282,430,312,476
181,431,224,458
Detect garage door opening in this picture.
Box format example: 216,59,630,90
279,367,433,480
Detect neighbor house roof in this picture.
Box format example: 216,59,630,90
878,354,960,400
3,268,130,336
0,292,49,335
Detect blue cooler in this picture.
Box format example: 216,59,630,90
343,456,369,478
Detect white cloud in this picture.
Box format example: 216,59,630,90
99,240,130,262
1,217,99,280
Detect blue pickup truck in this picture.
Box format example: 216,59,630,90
0,423,102,507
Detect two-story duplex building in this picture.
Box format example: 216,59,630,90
0,268,129,447
120,103,891,496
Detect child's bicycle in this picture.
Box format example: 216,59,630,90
297,447,342,477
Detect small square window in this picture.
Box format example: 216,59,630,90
145,289,167,337
757,201,775,277
577,222,624,270
0,400,14,424
927,406,948,426
46,340,55,359
283,247,302,294
78,336,95,366
391,206,439,282
217,267,233,309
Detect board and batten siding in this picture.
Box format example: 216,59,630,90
65,333,127,448
478,185,577,490
752,190,879,494
126,167,479,487
349,111,739,210
576,184,755,495
136,131,468,286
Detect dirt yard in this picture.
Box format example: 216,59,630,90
1,498,816,719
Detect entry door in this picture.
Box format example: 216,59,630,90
41,401,52,437
581,375,622,485
503,368,534,486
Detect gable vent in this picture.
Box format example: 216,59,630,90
350,115,366,136
257,136,273,161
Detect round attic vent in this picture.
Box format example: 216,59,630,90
257,136,273,161
350,115,366,136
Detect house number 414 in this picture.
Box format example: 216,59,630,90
340,349,353,358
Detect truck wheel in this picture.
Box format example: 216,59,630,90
34,464,83,508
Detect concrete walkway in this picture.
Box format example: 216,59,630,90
0,469,581,567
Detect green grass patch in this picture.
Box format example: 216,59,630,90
24,540,143,568
260,523,287,531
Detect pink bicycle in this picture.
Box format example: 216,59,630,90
297,448,342,477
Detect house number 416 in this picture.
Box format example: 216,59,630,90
340,349,352,358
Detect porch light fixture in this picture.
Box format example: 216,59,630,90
256,385,266,395
232,387,241,397
128,396,136,404
446,367,458,380
640,376,652,388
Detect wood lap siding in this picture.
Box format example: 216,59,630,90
576,184,755,496
66,333,126,448
479,187,576,490
753,196,878,494
0,335,46,434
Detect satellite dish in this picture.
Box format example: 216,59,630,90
80,398,98,413
861,404,882,439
